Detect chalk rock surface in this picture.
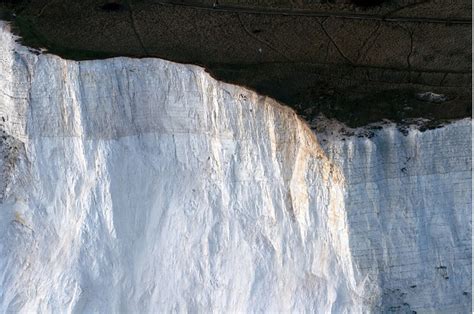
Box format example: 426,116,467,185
0,22,471,313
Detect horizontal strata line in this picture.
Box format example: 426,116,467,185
153,1,471,25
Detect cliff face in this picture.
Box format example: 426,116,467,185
0,22,471,313
319,120,472,312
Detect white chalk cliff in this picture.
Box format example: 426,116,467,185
0,22,471,313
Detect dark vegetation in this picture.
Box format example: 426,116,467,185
100,2,126,12
352,0,385,8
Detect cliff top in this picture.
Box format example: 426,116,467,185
1,0,471,127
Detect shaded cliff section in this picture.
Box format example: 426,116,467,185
0,0,471,128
